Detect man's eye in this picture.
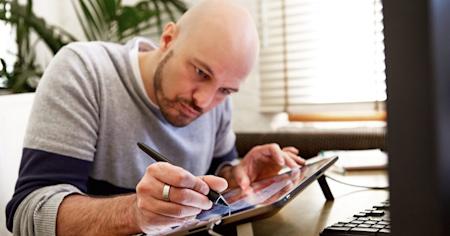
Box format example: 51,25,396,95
219,88,232,95
195,67,209,80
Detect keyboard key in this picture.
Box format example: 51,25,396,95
373,204,388,210
349,227,379,235
367,210,385,217
339,219,355,224
351,220,364,224
364,220,377,224
357,224,371,228
321,200,390,236
378,228,391,235
372,224,385,229
322,226,351,234
343,223,357,227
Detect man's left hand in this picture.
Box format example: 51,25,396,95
222,144,305,190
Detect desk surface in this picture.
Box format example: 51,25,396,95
251,170,389,236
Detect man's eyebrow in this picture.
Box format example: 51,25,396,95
192,58,215,77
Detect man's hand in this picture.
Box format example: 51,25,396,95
221,144,305,190
134,162,227,234
56,163,227,236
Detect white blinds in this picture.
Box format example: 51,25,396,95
259,0,386,115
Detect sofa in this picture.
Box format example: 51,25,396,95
236,129,385,159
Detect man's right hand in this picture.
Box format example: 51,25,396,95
134,162,228,234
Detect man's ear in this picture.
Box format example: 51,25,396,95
159,22,178,51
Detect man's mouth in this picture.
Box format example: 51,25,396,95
179,102,201,118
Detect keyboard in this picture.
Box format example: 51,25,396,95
320,200,390,236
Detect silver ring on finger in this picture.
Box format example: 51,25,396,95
162,184,171,202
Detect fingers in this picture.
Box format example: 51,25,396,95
201,175,228,193
256,144,304,167
149,162,209,195
135,163,228,231
283,146,305,165
233,165,251,190
135,161,215,228
251,143,285,166
266,144,285,166
283,151,305,167
139,175,212,210
137,208,197,231
137,196,202,218
282,146,299,155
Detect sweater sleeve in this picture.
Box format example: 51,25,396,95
6,44,100,235
12,184,83,236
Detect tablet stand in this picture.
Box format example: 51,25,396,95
317,175,334,200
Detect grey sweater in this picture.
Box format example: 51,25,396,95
6,38,237,235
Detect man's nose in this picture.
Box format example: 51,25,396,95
193,85,216,109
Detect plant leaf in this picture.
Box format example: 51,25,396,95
78,0,103,39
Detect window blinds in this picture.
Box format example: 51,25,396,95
258,0,386,117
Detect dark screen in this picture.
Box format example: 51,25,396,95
383,0,450,234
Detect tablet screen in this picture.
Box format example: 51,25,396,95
197,157,335,221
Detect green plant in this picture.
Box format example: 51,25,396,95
74,0,186,43
0,0,186,93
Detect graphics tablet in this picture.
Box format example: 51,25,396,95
160,155,338,235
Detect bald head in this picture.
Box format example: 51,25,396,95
139,0,260,126
177,0,258,44
160,0,259,80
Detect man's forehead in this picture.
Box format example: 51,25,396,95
187,41,252,79
173,0,259,78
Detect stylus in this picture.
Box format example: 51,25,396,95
137,142,230,207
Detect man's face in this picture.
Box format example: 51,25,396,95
152,49,242,127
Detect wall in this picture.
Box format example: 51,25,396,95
28,0,278,132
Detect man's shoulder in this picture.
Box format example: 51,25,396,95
62,41,125,58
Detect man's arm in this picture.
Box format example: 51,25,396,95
6,149,93,234
56,194,140,236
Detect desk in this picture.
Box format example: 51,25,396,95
250,170,389,236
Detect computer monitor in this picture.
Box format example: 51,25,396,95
383,0,450,235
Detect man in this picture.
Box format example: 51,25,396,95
6,0,304,235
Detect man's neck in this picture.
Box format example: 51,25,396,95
138,51,159,104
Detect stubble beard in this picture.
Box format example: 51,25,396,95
153,50,203,127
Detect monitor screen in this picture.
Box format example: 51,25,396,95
383,0,450,234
